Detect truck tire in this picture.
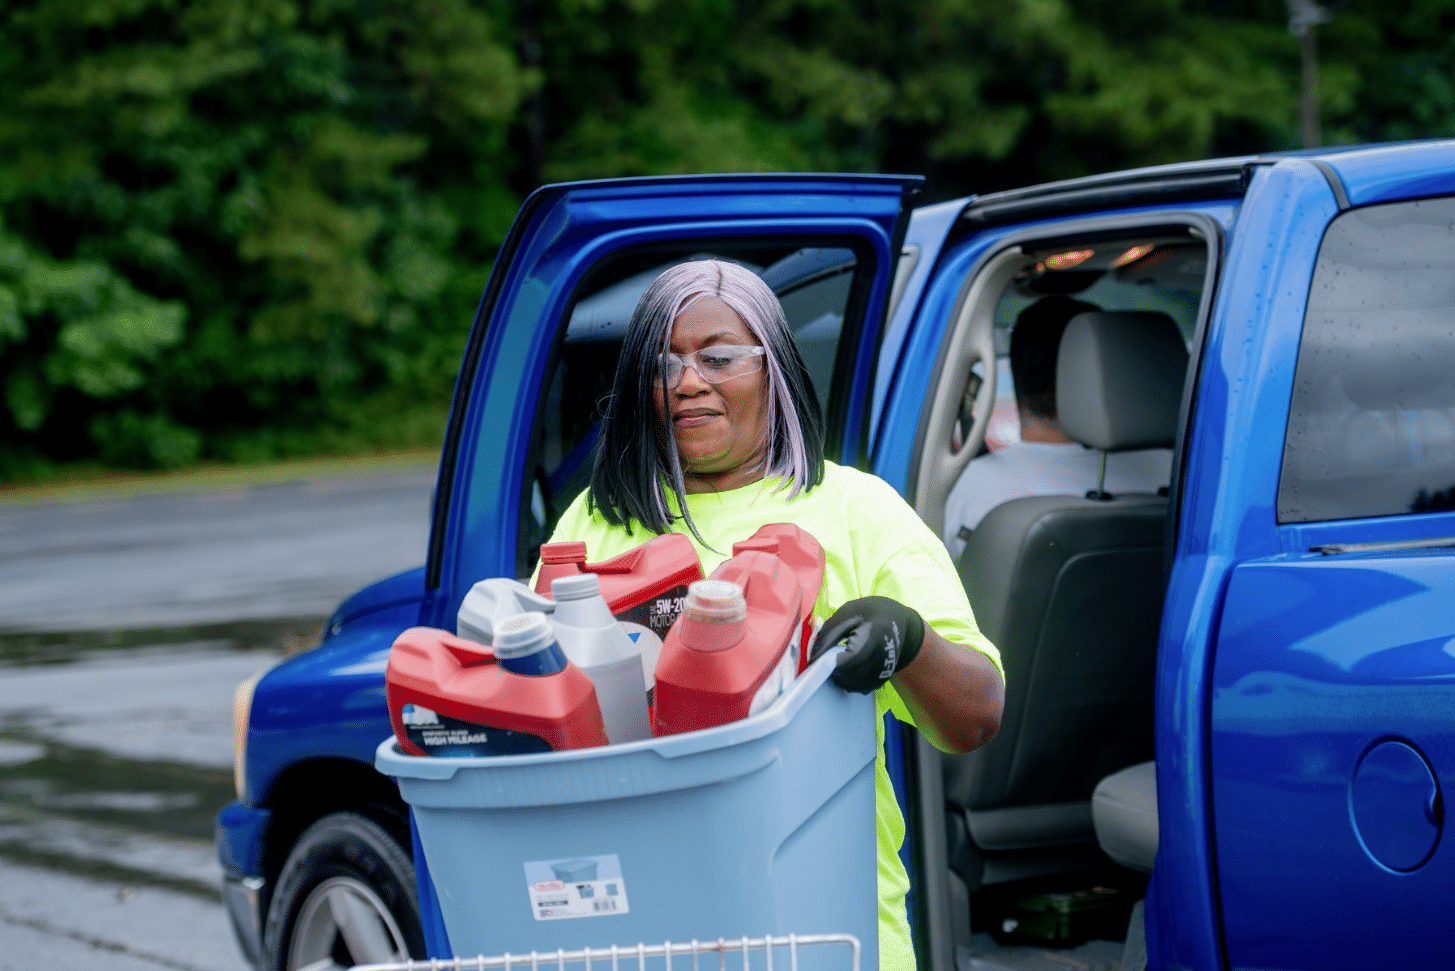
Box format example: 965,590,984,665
264,810,427,971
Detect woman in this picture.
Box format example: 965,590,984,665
544,259,1004,971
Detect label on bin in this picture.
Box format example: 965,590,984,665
524,854,629,921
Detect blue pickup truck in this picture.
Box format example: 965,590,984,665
219,141,1455,971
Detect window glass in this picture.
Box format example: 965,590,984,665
986,237,1205,449
520,243,864,571
1279,196,1455,524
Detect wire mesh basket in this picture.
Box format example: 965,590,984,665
351,933,861,971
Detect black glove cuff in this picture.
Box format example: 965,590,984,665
893,599,926,671
810,596,927,693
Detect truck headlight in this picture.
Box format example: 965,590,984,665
233,670,266,802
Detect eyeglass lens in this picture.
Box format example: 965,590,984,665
663,345,764,388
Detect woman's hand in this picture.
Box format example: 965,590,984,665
811,597,1003,754
810,596,925,693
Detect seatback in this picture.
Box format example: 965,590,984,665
944,310,1188,855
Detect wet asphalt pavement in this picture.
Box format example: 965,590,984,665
0,461,436,971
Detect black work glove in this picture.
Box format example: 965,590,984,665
809,596,926,694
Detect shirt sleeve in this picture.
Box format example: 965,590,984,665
865,516,1003,729
853,475,1004,680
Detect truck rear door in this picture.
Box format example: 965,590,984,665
1189,146,1455,970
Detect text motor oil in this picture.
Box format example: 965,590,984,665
729,523,825,672
549,573,652,745
535,534,703,689
652,551,804,736
386,615,607,757
457,577,555,644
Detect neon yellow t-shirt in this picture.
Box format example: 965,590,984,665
543,461,1002,971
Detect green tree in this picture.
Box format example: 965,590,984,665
0,0,527,475
1318,2,1455,145
3,0,1452,481
0,218,189,467
529,0,1302,199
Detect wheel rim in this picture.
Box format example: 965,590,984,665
287,875,412,971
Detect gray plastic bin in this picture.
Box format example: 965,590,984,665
376,652,878,971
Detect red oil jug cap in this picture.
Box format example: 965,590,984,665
540,541,588,564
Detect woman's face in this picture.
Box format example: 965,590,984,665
655,296,770,493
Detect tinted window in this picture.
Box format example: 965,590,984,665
520,243,865,571
1279,196,1455,523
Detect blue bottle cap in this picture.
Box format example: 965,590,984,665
492,612,568,676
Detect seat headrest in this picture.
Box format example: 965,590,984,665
1057,311,1189,452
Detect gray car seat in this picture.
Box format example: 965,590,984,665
1092,760,1159,872
943,310,1187,882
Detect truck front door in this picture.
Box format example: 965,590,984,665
1188,158,1455,970
419,174,921,632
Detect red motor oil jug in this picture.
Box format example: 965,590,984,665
729,523,825,672
652,550,806,736
386,615,607,757
535,533,704,685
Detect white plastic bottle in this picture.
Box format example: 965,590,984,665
457,578,555,645
550,573,652,744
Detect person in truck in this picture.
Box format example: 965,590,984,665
942,295,1174,560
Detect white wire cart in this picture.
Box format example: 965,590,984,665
352,933,862,971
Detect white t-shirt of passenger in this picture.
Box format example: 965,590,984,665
942,441,1173,560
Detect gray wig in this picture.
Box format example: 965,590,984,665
587,259,826,537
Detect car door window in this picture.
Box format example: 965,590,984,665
520,242,864,573
1279,196,1455,523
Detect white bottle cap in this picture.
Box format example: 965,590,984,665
492,612,555,659
551,573,603,602
683,579,747,624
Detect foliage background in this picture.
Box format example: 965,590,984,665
1,0,1452,479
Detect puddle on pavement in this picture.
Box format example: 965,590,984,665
0,623,301,896
0,615,324,667
0,733,234,842
0,827,222,899
0,619,290,851
0,618,316,893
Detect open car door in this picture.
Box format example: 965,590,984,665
420,173,922,631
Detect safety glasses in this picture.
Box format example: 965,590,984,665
659,345,766,389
